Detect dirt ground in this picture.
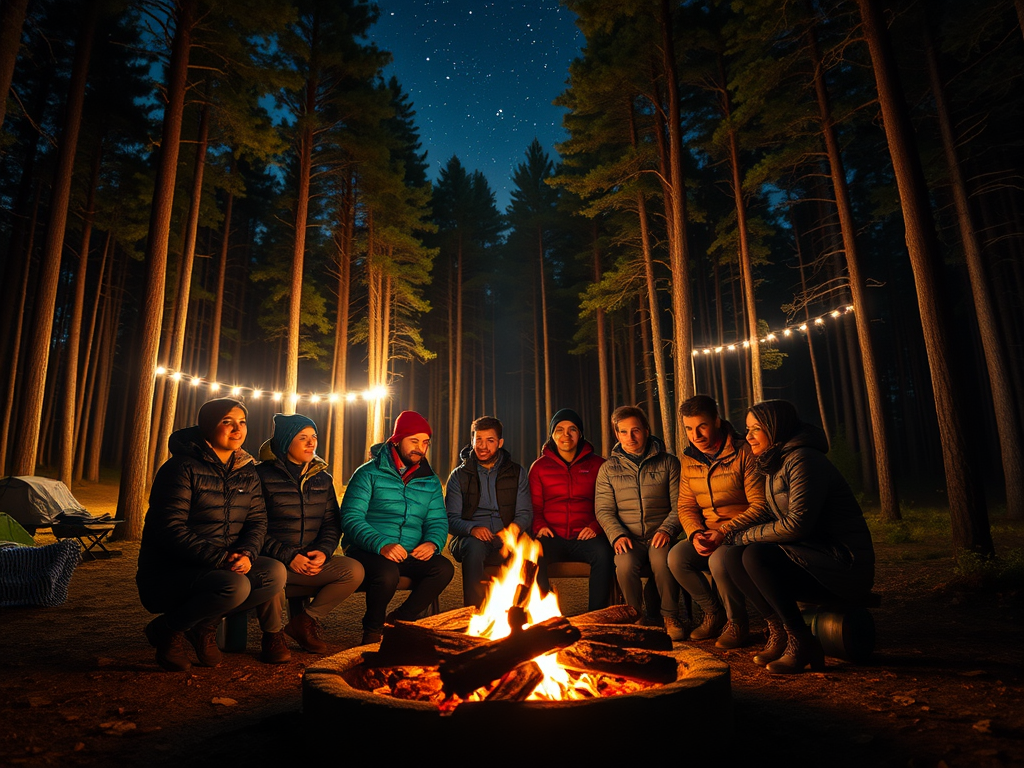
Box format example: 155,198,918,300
1,479,1022,768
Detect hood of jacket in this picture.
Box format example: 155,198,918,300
258,438,327,483
168,425,254,469
781,423,829,455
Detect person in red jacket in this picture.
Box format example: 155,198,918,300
528,408,613,611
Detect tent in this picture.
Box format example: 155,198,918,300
0,476,93,530
0,512,36,546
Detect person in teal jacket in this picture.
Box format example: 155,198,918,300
340,410,453,644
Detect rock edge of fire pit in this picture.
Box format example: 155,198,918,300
303,641,731,766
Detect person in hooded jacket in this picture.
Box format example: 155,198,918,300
528,407,613,611
708,399,875,674
136,398,287,672
595,405,686,639
255,414,364,656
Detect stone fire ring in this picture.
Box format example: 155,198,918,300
303,640,731,766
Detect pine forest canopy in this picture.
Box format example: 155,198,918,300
0,0,1021,562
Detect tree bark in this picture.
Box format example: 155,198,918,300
115,0,195,540
0,0,29,131
856,0,991,556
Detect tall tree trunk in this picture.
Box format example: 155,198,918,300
537,225,552,427
115,0,195,540
75,236,113,481
639,300,656,434
12,0,99,475
795,228,830,441
924,23,1024,520
809,20,898,521
592,221,611,457
451,236,464,465
712,259,730,422
153,102,210,473
856,0,991,556
329,174,353,490
0,0,29,131
207,157,234,384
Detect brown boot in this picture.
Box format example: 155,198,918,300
688,610,725,641
766,625,825,674
663,615,689,642
753,615,786,666
714,620,750,649
185,624,223,667
260,631,292,664
145,617,191,673
284,611,328,653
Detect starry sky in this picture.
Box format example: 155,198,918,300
370,1,584,209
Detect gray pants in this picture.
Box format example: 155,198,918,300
256,555,364,633
614,539,679,618
667,538,747,624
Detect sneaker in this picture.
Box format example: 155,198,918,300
185,625,223,667
688,610,726,641
714,620,750,649
259,631,292,664
663,615,689,642
145,617,191,673
360,630,383,645
284,611,328,654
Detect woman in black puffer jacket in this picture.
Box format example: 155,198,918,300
707,399,875,674
255,414,363,653
136,398,287,672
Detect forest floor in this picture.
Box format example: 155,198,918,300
1,477,1022,768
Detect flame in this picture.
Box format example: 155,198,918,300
465,525,602,700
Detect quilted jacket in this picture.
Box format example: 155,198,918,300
595,436,682,544
256,440,341,566
339,442,448,555
528,440,605,539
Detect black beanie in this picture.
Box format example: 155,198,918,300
549,408,585,440
197,398,247,442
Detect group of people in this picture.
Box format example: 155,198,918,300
137,393,874,677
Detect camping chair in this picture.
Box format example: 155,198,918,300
50,520,121,561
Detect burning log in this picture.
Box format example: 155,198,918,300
575,623,673,651
440,616,582,697
484,661,544,702
557,641,677,684
568,605,640,625
416,607,475,631
366,621,486,667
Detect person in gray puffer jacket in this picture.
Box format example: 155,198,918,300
595,406,685,637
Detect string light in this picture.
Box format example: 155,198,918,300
149,369,391,406
691,302,854,357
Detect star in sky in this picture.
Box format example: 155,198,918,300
371,1,583,209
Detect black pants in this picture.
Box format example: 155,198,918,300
347,547,454,632
711,543,833,632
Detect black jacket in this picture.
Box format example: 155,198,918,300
256,440,341,565
137,426,266,582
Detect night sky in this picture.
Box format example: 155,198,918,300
370,0,584,208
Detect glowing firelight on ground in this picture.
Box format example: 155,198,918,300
465,525,602,700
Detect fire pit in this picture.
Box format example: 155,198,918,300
303,529,731,765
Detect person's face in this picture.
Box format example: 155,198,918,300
745,413,768,456
472,429,503,464
398,433,431,465
552,421,580,454
683,414,722,453
210,407,247,453
287,426,317,464
615,416,649,455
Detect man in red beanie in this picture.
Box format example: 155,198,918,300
340,411,453,644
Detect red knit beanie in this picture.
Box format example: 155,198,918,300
390,410,432,443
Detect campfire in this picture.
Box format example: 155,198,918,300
349,525,677,709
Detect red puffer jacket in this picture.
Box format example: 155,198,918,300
528,440,605,539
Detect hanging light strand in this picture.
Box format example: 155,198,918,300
691,304,854,357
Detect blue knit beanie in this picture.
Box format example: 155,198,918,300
271,413,317,461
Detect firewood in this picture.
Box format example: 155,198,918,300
484,661,544,702
416,607,476,631
366,621,486,667
440,616,582,697
569,605,640,625
575,623,673,651
556,640,677,684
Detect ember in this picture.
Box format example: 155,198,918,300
356,525,670,709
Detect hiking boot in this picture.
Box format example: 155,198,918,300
259,631,291,664
360,630,383,645
144,617,191,673
663,615,689,642
714,620,749,650
688,610,726,641
284,611,328,654
754,615,786,667
185,624,223,667
766,626,825,674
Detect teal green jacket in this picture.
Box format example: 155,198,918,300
340,442,449,555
